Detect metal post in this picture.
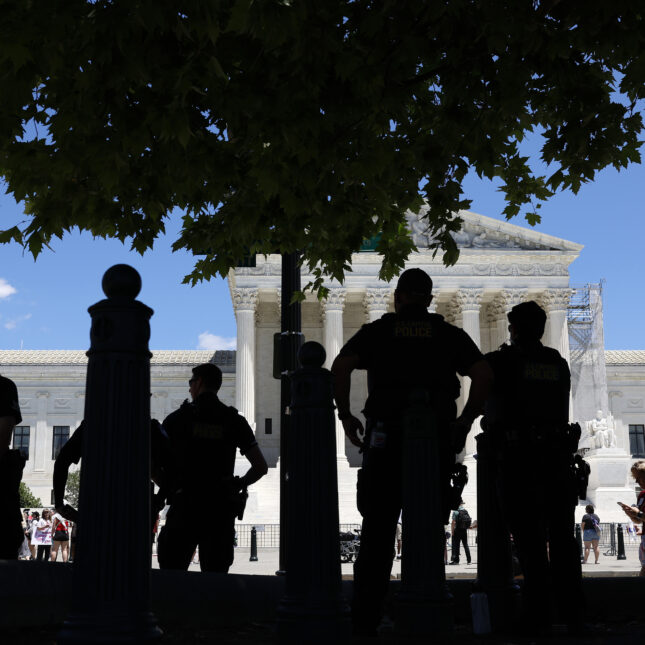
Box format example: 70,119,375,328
616,524,627,560
276,342,351,644
473,432,519,633
278,252,303,575
603,522,617,556
575,524,583,562
250,526,259,562
395,390,453,637
58,265,161,644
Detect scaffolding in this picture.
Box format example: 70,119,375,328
567,282,608,424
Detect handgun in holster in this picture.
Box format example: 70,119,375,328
230,476,249,521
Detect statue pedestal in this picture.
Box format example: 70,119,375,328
585,449,634,521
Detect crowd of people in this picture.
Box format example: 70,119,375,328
2,267,645,638
19,508,75,563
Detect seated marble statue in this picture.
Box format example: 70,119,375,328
586,410,617,449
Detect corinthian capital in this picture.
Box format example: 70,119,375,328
494,289,528,313
364,288,391,312
451,288,483,313
232,288,259,313
541,288,573,312
323,288,346,312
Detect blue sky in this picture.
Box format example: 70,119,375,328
1,158,644,351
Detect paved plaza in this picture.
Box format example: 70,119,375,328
151,545,644,578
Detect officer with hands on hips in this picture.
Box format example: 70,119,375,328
331,268,493,635
157,362,268,573
481,300,583,634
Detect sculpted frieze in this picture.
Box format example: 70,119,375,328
406,210,549,251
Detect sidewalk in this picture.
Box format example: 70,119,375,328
154,545,643,578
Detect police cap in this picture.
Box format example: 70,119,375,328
507,300,547,340
396,269,433,297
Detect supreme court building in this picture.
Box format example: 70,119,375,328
2,209,644,523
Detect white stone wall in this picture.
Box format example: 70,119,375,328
1,354,234,506
606,361,645,459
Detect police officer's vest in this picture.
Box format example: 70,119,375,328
363,311,462,422
485,342,569,438
168,395,243,495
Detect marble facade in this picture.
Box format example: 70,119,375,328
2,210,643,523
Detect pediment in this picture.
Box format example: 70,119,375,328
407,208,582,253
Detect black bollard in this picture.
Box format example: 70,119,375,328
276,342,351,644
616,524,627,560
575,524,583,562
58,265,161,644
473,432,519,634
395,390,453,637
250,526,259,562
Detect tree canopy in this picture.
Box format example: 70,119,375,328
1,1,644,292
19,481,42,508
64,469,81,508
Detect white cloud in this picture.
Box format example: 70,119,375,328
197,332,236,351
0,278,17,299
4,313,32,330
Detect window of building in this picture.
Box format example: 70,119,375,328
629,424,645,458
51,489,55,505
52,426,70,460
265,418,272,435
13,426,30,460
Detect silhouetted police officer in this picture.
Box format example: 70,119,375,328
53,418,170,528
482,300,583,633
157,363,268,572
331,269,493,635
0,373,24,559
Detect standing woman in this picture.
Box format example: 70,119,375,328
580,504,601,564
50,511,70,562
18,510,31,560
27,511,39,559
32,509,53,561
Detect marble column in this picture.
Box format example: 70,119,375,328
322,289,347,461
454,289,483,349
491,289,527,347
428,289,439,314
485,303,502,353
542,289,572,363
451,290,483,457
34,391,49,472
233,288,258,432
364,288,391,323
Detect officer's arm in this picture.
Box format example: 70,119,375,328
459,359,494,426
240,444,269,489
331,353,365,448
0,416,16,460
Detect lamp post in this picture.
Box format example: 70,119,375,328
278,252,303,574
